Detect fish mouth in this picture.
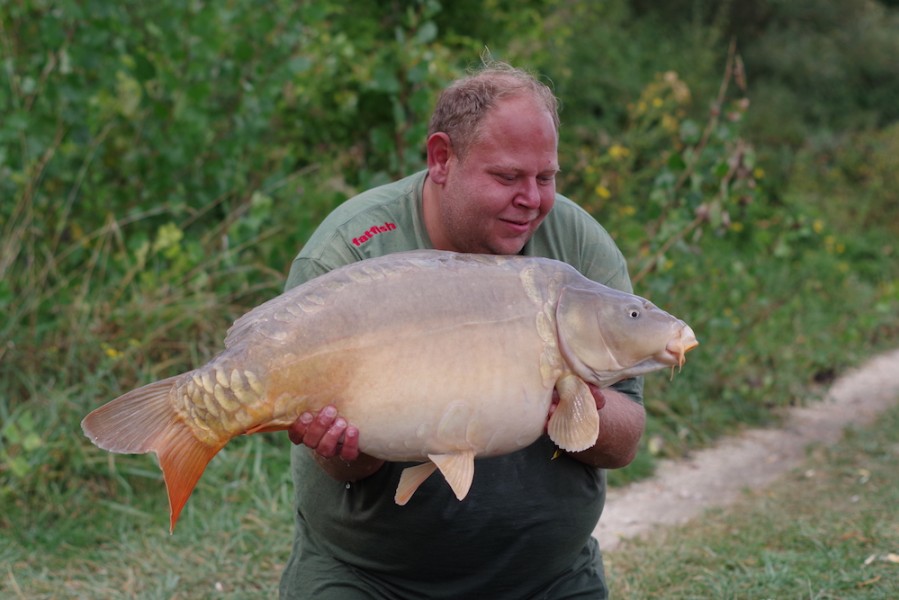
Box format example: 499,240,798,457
665,324,699,368
584,324,699,388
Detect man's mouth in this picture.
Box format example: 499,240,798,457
499,217,536,233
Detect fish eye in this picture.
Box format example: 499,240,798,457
628,307,641,319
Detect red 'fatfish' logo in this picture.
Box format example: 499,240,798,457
352,222,397,247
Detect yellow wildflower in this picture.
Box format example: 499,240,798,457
608,144,630,160
661,114,678,134
595,185,611,199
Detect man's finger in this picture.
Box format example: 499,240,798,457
304,406,338,448
287,412,313,445
339,426,361,461
315,417,348,458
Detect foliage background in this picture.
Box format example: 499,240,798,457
2,0,898,595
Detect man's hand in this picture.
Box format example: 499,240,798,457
287,405,360,462
287,405,386,481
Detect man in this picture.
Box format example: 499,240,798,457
279,62,645,599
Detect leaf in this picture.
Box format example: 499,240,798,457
679,119,701,144
6,455,30,478
667,152,687,172
23,433,43,452
415,21,438,44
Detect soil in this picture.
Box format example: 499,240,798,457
593,347,899,551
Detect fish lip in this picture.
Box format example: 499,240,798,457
664,326,699,367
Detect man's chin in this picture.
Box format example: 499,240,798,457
489,241,529,256
459,232,530,256
497,232,534,255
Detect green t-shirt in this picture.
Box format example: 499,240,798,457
279,171,643,600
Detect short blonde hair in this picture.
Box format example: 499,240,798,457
428,61,560,158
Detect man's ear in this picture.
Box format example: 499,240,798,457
426,132,453,184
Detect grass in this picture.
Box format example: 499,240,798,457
606,399,899,599
2,436,294,598
4,396,897,598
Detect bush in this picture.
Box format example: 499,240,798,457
0,0,557,515
1,0,897,507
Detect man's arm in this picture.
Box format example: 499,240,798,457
566,387,645,468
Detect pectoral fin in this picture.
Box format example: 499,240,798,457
429,451,476,501
548,374,600,452
395,462,438,505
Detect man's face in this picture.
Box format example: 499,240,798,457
435,95,559,255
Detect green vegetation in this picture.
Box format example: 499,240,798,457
2,0,898,595
607,400,899,599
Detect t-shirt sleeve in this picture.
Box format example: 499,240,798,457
285,257,330,291
285,239,360,291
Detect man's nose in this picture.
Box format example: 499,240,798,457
513,178,541,209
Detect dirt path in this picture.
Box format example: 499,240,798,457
593,347,899,551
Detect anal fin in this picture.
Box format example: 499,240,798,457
548,374,600,452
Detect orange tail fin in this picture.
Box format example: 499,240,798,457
81,375,223,532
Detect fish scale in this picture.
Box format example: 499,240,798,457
175,366,265,444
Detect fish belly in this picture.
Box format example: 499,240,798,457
337,321,554,461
